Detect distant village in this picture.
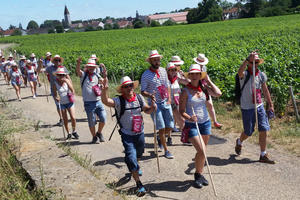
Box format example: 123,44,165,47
0,5,239,37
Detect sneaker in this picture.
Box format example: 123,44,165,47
91,136,98,144
96,132,105,142
214,121,223,129
57,119,63,126
33,95,36,99
18,98,22,101
194,173,203,189
72,131,79,139
259,153,275,164
164,150,174,159
138,169,143,176
157,136,163,149
200,174,209,186
66,133,72,140
235,138,242,155
167,137,172,146
38,83,42,87
172,127,180,132
35,93,38,97
136,185,146,197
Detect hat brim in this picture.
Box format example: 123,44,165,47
170,61,184,65
146,55,163,62
253,59,264,65
85,64,98,67
116,80,139,94
51,57,64,63
53,72,67,76
193,57,209,65
184,71,207,80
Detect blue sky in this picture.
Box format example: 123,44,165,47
0,0,208,29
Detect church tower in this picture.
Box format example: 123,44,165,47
64,5,71,27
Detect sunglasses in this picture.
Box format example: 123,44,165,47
122,84,134,89
54,59,61,62
57,74,65,77
168,69,177,72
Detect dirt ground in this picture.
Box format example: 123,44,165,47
1,43,300,200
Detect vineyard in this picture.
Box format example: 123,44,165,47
0,14,299,114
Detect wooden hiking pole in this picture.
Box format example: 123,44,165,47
58,102,66,141
252,58,259,130
192,107,217,197
39,57,49,102
153,110,160,173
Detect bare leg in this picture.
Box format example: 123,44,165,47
13,85,21,99
61,109,70,133
159,129,168,152
97,122,105,133
239,132,249,143
259,131,267,152
67,106,76,132
190,135,210,173
33,81,37,95
29,81,35,96
173,108,184,130
89,126,96,137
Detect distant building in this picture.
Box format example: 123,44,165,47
27,28,49,35
223,7,240,20
146,12,188,25
64,5,71,27
117,20,132,28
136,10,147,23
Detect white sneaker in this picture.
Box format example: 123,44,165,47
33,95,36,99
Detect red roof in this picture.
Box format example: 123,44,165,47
223,7,239,14
2,29,15,36
117,20,132,28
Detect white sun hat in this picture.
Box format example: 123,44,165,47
170,55,184,65
184,64,207,80
90,54,97,60
116,76,139,93
193,53,209,65
30,53,35,57
20,55,26,60
85,58,98,67
166,62,176,70
146,50,163,62
51,55,64,63
8,53,13,58
46,52,52,56
53,67,67,76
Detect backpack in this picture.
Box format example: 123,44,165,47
114,94,144,129
234,71,250,105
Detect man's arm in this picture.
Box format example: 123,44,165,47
101,77,115,107
262,82,274,112
76,57,83,77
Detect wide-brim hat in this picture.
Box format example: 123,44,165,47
170,55,184,65
166,62,176,70
251,54,264,65
11,62,18,67
53,67,67,76
184,64,207,80
46,52,52,57
8,54,13,58
20,55,26,60
116,76,139,93
146,50,163,62
193,53,209,65
51,55,64,63
85,58,98,67
26,59,31,64
30,53,35,57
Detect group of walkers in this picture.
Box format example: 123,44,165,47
0,49,275,197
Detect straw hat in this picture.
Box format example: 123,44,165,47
170,56,184,65
11,61,18,67
26,59,32,64
51,55,64,63
166,62,176,70
8,54,13,58
193,53,209,65
184,64,207,80
250,54,264,65
46,52,52,57
53,67,67,76
30,53,35,57
116,76,139,94
146,50,163,62
90,54,97,60
20,55,26,60
85,58,98,67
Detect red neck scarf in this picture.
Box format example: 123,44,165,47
26,65,32,70
168,75,177,84
122,93,136,102
87,71,94,81
149,67,160,78
12,67,18,72
247,67,259,76
187,83,202,92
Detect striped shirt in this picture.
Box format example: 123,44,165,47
141,67,170,103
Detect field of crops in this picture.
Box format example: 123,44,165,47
1,14,299,114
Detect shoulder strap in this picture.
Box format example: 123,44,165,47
114,96,126,129
136,94,144,110
81,72,88,88
199,81,210,101
240,70,251,94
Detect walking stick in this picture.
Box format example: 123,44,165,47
109,123,118,141
192,107,217,197
153,110,160,173
58,102,66,141
252,59,259,130
42,70,49,103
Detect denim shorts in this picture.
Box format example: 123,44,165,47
11,81,22,86
84,101,106,127
185,120,212,138
242,105,270,136
151,101,174,130
121,132,145,172
60,102,74,110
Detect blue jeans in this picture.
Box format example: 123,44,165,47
151,101,174,130
184,120,212,138
60,102,74,110
121,132,145,172
84,101,106,127
242,105,270,136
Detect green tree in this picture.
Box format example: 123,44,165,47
187,0,223,23
48,29,55,34
55,25,64,33
104,23,112,30
27,20,39,30
113,23,120,29
162,20,176,26
133,20,146,28
150,20,161,27
11,29,22,36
